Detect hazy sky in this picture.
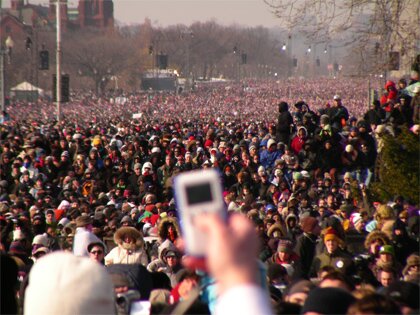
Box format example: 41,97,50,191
3,0,282,27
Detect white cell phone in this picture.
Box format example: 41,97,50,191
174,169,226,257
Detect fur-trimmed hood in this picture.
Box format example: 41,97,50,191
158,217,181,241
114,227,144,250
267,222,286,238
364,230,390,249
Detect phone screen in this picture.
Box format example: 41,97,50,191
186,183,213,205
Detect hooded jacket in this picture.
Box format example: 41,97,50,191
104,227,148,266
146,239,182,287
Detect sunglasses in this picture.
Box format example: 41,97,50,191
90,250,103,255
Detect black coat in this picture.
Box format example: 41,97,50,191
276,103,293,145
293,233,319,279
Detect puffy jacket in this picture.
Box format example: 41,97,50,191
105,227,148,266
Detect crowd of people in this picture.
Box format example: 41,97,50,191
0,74,419,315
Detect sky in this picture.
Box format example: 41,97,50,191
2,0,282,28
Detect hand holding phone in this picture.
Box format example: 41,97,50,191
174,169,226,257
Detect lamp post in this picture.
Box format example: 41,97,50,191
181,28,193,91
1,36,14,114
233,46,246,82
55,0,62,122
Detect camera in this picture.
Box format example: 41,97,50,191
115,290,141,315
174,169,226,257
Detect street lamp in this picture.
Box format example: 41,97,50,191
307,46,311,53
282,43,287,51
232,45,246,82
1,36,14,114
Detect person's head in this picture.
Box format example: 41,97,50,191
87,242,105,264
347,293,401,315
333,95,342,106
284,280,315,306
24,252,114,315
379,267,396,287
323,227,341,254
75,215,93,231
319,270,354,291
301,287,355,315
378,245,395,263
365,231,390,256
276,239,293,261
164,250,179,268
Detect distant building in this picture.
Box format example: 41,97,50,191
1,0,114,43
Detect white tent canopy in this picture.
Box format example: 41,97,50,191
11,81,44,94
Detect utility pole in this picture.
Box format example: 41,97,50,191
0,51,4,114
56,0,62,122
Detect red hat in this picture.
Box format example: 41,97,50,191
300,217,319,234
204,139,213,148
323,227,341,243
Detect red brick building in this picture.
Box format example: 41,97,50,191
1,0,114,43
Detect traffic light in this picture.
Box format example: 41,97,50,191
39,50,49,70
61,74,70,102
316,58,320,67
293,58,298,67
52,74,70,103
241,53,247,65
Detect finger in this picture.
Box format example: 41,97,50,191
195,212,227,238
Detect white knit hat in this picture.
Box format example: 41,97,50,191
32,233,49,247
24,252,115,315
267,139,276,148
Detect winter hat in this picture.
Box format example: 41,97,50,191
320,114,330,125
293,172,303,181
57,200,70,210
350,213,363,226
285,279,315,296
151,147,161,154
301,287,355,314
61,151,69,158
343,172,352,179
120,215,132,225
403,254,420,275
257,165,265,174
323,227,342,243
24,252,114,315
133,163,141,170
58,218,70,226
300,217,319,234
32,233,49,247
267,139,276,149
92,137,101,146
379,245,395,256
300,170,310,179
75,215,93,227
365,220,377,232
277,239,293,253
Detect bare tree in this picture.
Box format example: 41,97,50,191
63,30,134,94
264,0,420,75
